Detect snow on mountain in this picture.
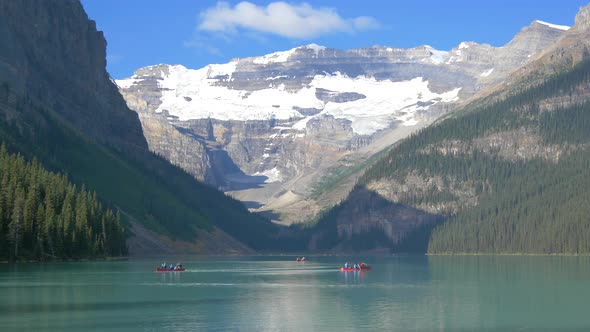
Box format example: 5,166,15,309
424,46,449,65
153,64,317,122
535,20,570,31
253,167,283,183
120,64,461,136
446,49,463,64
480,68,494,77
116,78,141,89
302,74,460,135
304,43,327,55
253,48,298,65
252,44,326,65
458,42,470,49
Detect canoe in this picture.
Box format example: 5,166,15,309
156,268,186,272
339,266,371,271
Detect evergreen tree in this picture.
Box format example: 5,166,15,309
8,186,24,260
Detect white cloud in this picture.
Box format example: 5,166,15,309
198,1,380,39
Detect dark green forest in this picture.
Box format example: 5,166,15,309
352,58,590,254
0,145,126,261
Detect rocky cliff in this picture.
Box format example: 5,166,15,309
0,0,146,151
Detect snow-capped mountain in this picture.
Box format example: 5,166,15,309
117,20,568,224
119,62,461,135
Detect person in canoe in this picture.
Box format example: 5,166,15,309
161,262,167,269
344,262,349,268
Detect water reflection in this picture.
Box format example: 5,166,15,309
340,270,365,284
229,261,353,331
158,271,183,283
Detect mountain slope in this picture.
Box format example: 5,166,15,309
311,3,590,254
118,20,568,225
0,0,281,254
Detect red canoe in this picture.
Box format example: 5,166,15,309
339,266,371,271
156,268,186,272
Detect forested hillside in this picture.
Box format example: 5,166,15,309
309,0,590,252
0,145,126,261
353,58,590,254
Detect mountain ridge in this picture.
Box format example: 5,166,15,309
118,18,568,225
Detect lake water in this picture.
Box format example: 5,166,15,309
1,255,590,331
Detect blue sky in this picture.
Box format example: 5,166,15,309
81,0,588,79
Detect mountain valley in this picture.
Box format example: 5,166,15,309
118,20,569,225
2,0,590,256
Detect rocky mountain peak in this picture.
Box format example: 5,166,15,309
505,3,590,84
249,44,326,65
530,20,570,31
445,41,491,63
299,43,327,54
504,19,568,54
573,3,590,31
133,64,174,79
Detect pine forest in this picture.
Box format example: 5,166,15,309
0,145,127,261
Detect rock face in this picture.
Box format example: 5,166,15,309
432,21,569,98
573,3,590,31
117,70,214,183
118,19,568,224
494,5,590,93
0,0,147,151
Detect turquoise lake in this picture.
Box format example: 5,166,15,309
1,256,590,331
